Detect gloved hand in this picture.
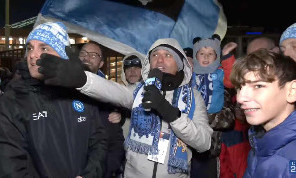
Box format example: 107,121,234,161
15,60,31,79
142,85,181,123
37,46,87,88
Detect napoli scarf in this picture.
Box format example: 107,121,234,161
125,82,195,173
192,72,213,111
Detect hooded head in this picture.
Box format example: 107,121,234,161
121,52,144,86
26,21,70,59
193,34,221,74
142,38,192,88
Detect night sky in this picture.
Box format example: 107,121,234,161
0,0,295,33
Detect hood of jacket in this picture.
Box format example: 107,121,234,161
121,52,145,86
141,38,192,87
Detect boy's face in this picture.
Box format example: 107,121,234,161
26,40,59,79
236,71,294,131
196,47,217,67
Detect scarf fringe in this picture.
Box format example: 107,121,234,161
168,156,189,173
124,136,159,155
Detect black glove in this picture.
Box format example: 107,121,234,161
37,46,87,88
15,60,31,79
142,85,181,123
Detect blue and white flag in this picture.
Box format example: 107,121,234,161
35,0,226,56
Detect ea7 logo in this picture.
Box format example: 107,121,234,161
33,111,48,120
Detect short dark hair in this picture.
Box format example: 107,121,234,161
230,49,296,89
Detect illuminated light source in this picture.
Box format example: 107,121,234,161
82,37,88,41
19,38,24,44
69,38,75,44
246,32,262,35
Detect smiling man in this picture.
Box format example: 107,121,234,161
230,49,296,177
0,22,107,177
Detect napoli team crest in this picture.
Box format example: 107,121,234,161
211,73,218,80
72,100,84,112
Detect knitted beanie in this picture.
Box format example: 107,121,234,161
26,22,70,59
150,45,184,71
280,23,296,45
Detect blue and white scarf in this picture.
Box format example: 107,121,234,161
125,82,195,173
192,72,213,111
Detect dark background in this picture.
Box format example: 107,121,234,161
0,0,295,33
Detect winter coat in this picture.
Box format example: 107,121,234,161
125,38,212,178
244,111,296,178
220,119,251,178
0,77,107,178
78,38,213,178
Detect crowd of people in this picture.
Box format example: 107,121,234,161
0,20,296,178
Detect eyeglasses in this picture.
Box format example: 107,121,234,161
124,58,141,66
79,50,102,60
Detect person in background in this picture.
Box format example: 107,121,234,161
190,34,235,178
230,49,296,177
79,41,125,178
219,99,251,178
0,21,107,177
120,52,144,138
280,22,296,61
79,41,123,125
247,36,279,55
0,67,12,95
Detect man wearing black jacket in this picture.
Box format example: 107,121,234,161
0,22,107,178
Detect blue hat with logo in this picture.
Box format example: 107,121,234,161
280,23,296,45
26,22,70,59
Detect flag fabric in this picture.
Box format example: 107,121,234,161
35,0,226,56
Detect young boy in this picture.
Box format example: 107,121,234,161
190,35,236,178
192,34,224,113
230,49,296,177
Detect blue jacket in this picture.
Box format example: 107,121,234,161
244,111,296,178
192,67,224,113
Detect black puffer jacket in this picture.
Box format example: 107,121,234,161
0,76,107,178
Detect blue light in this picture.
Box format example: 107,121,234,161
246,32,263,35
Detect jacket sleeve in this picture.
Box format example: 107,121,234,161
170,89,213,153
80,107,108,178
221,54,235,89
77,71,134,109
0,100,39,177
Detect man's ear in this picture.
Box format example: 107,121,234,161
287,80,296,103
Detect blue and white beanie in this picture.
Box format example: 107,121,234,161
26,22,70,59
280,23,296,45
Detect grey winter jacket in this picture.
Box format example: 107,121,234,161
77,38,212,178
